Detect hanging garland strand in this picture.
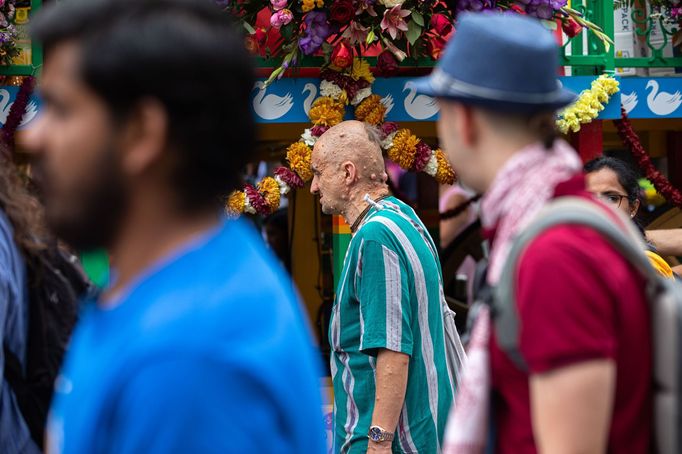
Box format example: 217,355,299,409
226,58,456,217
556,74,619,134
1,76,35,152
614,106,682,208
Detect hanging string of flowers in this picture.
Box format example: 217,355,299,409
226,58,456,217
1,75,34,151
614,106,682,208
556,74,620,134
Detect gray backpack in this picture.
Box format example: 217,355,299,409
493,197,682,454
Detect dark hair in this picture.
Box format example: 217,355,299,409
31,0,255,211
584,156,641,206
0,146,48,262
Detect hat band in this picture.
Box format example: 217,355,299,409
431,68,566,104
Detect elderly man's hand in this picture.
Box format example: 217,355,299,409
367,440,393,453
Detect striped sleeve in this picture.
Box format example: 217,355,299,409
357,239,413,356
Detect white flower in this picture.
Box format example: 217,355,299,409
380,131,398,150
351,87,373,106
301,129,317,147
380,0,406,7
320,80,345,100
424,154,438,176
275,175,291,195
243,197,257,215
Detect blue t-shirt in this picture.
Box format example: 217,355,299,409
47,219,326,454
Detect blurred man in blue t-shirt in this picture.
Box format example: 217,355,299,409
25,1,326,453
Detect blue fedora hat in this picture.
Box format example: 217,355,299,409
412,12,576,113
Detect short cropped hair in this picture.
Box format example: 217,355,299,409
32,0,256,210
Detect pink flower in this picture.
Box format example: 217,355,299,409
270,9,294,29
342,21,370,45
380,5,410,40
271,0,288,11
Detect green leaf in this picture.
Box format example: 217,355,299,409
366,29,376,45
406,21,422,46
412,11,425,27
243,21,256,35
280,23,295,40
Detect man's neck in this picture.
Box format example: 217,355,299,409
102,199,219,305
343,186,390,229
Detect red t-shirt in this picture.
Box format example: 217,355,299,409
489,175,652,454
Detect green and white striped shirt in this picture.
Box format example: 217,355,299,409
330,197,454,453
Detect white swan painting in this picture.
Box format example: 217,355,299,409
621,92,638,114
302,83,318,117
0,89,40,128
646,80,682,116
403,81,439,120
381,94,395,115
252,81,294,120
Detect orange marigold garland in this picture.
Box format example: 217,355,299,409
355,94,387,126
258,177,281,212
286,142,314,182
309,97,345,127
382,124,456,185
227,58,457,217
387,129,419,169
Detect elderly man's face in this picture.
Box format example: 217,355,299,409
310,143,347,216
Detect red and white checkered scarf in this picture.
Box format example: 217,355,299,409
442,140,582,454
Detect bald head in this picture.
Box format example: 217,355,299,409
313,120,387,184
310,121,389,217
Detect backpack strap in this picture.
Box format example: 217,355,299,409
493,196,662,371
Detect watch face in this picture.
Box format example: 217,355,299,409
369,427,382,442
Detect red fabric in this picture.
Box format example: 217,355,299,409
489,175,652,454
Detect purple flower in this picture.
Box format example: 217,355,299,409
214,0,230,7
299,11,331,55
455,0,496,13
514,0,567,19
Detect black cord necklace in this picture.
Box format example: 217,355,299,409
350,194,390,233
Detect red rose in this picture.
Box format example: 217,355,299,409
562,18,582,38
255,27,268,46
430,13,452,36
331,41,354,68
374,50,399,77
330,0,355,24
428,36,447,60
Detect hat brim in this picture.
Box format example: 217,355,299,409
411,75,577,114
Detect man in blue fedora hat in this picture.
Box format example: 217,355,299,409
415,12,652,454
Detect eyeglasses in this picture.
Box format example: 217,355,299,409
594,192,629,208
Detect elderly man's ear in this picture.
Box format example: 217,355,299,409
342,161,358,185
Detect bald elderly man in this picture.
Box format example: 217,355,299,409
311,121,454,453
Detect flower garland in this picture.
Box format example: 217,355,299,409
223,0,609,86
614,106,682,208
0,0,19,66
556,74,620,134
226,58,456,217
1,75,34,150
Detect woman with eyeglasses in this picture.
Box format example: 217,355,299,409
585,156,676,279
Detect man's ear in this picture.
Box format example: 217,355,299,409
341,160,357,186
119,98,169,176
456,103,478,149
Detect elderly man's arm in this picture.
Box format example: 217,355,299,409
368,349,409,452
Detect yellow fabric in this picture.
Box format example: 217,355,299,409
644,250,675,279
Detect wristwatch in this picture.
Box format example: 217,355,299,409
368,425,394,443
